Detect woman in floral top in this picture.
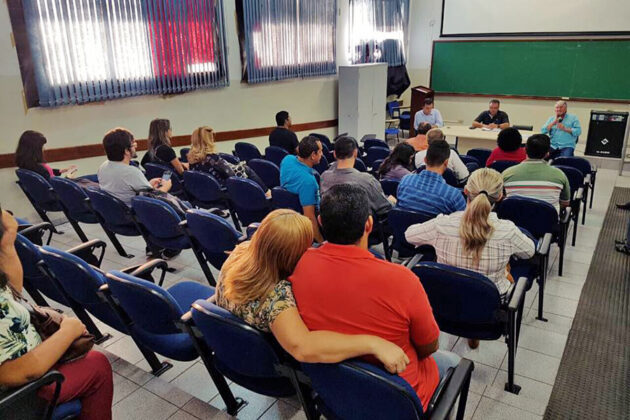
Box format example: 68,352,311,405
0,210,113,419
215,209,409,373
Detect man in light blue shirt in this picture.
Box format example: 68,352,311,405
414,98,444,130
541,100,582,158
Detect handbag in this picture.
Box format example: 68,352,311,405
28,304,94,363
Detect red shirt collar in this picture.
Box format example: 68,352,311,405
316,242,374,259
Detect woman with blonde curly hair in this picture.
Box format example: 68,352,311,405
214,209,409,373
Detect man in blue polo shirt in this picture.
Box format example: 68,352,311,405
280,135,324,242
541,100,582,158
397,139,466,216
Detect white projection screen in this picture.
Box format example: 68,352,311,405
441,0,630,36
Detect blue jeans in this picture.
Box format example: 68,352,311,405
550,147,575,159
433,350,461,380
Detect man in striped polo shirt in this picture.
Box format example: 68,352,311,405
502,134,570,211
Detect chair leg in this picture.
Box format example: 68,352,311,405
455,368,472,420
68,219,89,242
504,311,521,394
558,239,565,277
190,247,217,287
24,285,50,307
286,369,317,420
582,188,588,225
35,208,63,235
102,228,135,258
138,344,172,376
72,306,112,344
589,182,595,209
537,256,548,322
571,212,579,247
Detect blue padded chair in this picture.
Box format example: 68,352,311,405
552,156,596,223
144,163,186,199
465,162,480,173
15,169,65,234
313,154,329,175
372,159,384,174
130,196,189,253
183,209,245,286
234,142,262,162
49,177,99,243
219,152,240,165
264,146,289,167
386,101,411,136
387,208,434,259
303,358,474,420
0,370,81,420
182,171,240,230
363,138,389,151
180,148,190,163
380,179,400,198
459,155,479,167
354,158,367,172
489,160,519,173
248,159,280,189
496,196,565,320
554,165,584,247
84,187,141,258
271,187,303,213
466,148,492,168
309,133,333,151
226,177,272,225
365,146,390,169
185,300,310,416
16,219,53,246
102,271,218,379
413,262,528,394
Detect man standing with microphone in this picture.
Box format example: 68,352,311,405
541,100,582,158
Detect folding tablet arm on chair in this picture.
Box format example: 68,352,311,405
504,277,528,394
425,358,475,420
0,370,64,420
121,259,170,287
65,238,107,267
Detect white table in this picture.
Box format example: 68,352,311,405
440,125,536,154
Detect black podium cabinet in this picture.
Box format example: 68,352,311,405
585,111,629,159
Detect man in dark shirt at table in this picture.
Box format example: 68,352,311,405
269,111,299,155
472,99,510,129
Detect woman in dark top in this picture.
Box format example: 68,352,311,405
141,118,188,175
377,143,415,181
188,126,268,193
15,131,76,180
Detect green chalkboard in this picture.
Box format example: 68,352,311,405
430,40,630,101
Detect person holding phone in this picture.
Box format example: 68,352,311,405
15,131,76,180
0,209,114,420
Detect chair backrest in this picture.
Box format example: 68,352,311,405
412,262,503,339
495,196,557,238
225,177,271,225
234,142,262,162
190,300,285,378
313,154,330,175
144,163,184,195
354,158,367,172
180,148,190,163
271,187,303,213
442,168,459,187
85,187,137,232
466,148,492,167
459,155,479,166
131,196,184,241
388,208,434,256
264,146,289,167
185,209,242,269
364,138,389,151
465,162,480,173
49,177,95,223
302,360,424,420
248,159,280,189
372,159,384,173
15,169,59,210
552,156,592,178
512,125,533,131
182,170,225,207
366,147,390,168
106,271,185,335
309,133,333,150
380,179,400,198
489,160,519,173
554,165,584,196
219,153,240,165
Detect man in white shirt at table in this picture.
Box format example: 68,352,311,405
414,98,444,130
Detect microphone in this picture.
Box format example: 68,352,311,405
558,117,563,123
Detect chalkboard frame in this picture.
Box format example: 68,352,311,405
429,38,630,104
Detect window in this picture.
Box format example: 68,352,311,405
10,0,229,107
237,0,337,84
348,0,410,66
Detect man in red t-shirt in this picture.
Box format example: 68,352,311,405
289,184,460,409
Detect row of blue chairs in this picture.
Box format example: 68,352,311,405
12,223,475,419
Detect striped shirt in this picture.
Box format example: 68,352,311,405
502,160,570,211
397,170,466,216
405,212,535,295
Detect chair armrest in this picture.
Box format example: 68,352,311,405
66,239,107,266
404,253,424,269
121,259,169,287
426,359,475,420
508,277,528,312
574,187,584,202
397,105,411,110
559,209,571,224
17,222,55,245
0,370,65,411
584,173,591,186
246,223,260,240
536,233,552,256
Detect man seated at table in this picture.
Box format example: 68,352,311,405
414,98,443,130
541,100,582,158
472,99,510,129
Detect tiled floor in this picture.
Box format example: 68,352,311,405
33,167,625,419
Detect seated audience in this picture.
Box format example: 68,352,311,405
98,128,171,206
541,100,582,158
290,184,460,408
378,143,415,181
406,122,432,152
413,98,443,129
15,131,76,179
269,111,299,155
503,134,571,211
485,127,527,167
415,129,469,182
400,140,466,216
0,210,113,420
187,126,267,191
280,136,324,242
321,137,393,216
141,118,188,175
472,99,510,129
215,209,409,373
